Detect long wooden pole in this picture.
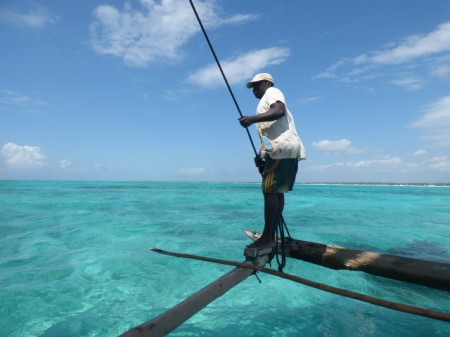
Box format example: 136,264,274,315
284,239,450,291
119,251,270,337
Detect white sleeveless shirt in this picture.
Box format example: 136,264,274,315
256,87,306,160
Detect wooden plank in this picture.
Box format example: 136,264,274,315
287,238,450,291
245,230,450,291
119,252,270,337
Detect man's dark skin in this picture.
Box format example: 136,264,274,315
239,80,287,249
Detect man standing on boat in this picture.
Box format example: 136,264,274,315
239,73,306,249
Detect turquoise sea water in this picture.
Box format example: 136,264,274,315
0,181,449,337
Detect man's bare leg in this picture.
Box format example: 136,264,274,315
247,193,284,248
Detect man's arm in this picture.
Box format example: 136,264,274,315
239,101,286,128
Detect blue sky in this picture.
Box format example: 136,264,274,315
1,0,450,183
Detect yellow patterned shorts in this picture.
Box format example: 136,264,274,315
262,157,298,193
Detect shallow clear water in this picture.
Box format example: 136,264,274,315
0,181,449,336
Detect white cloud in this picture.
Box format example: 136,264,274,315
0,89,49,108
301,96,322,104
390,77,425,91
179,167,205,175
308,155,402,170
369,22,450,65
79,164,102,172
430,64,450,78
0,4,58,28
1,142,47,169
59,159,72,169
413,149,427,156
187,47,290,87
314,58,350,79
312,139,362,155
60,161,102,174
304,150,450,182
90,0,257,68
316,21,450,89
350,156,402,168
429,156,450,172
409,95,450,147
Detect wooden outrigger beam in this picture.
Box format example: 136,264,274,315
120,251,270,337
284,238,450,291
245,230,450,291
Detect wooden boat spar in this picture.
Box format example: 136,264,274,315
120,231,450,337
245,230,450,291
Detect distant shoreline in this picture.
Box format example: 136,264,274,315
300,182,450,187
1,180,449,187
